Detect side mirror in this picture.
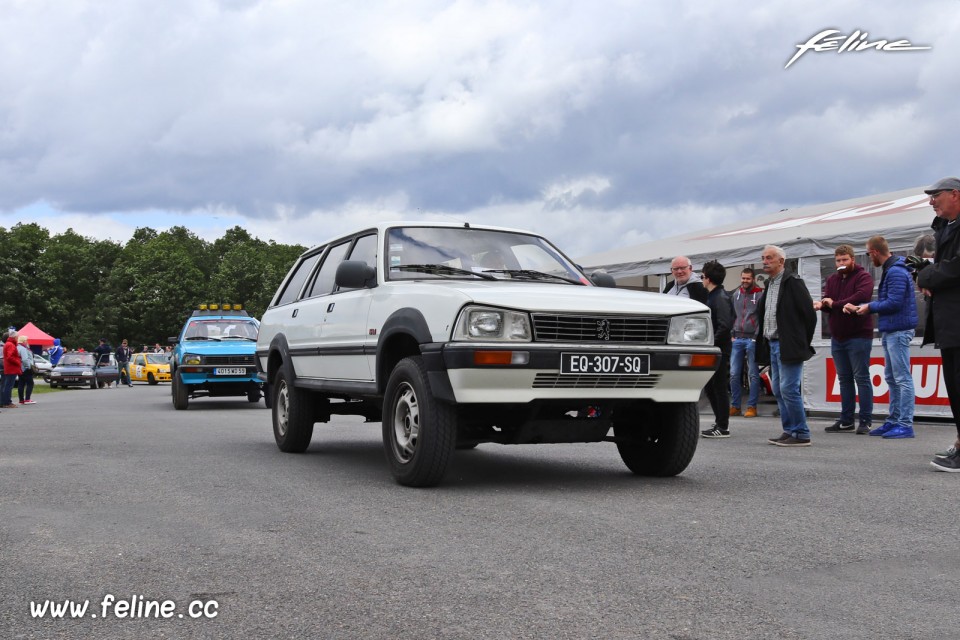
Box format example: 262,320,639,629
335,260,377,289
590,271,617,288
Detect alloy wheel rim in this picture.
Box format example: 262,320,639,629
277,382,289,437
392,382,419,462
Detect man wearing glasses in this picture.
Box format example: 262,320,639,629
663,256,708,304
916,177,960,472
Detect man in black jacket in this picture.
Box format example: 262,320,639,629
917,177,960,472
663,256,708,304
756,245,817,446
115,339,133,387
700,260,735,438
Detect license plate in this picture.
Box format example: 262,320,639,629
560,353,650,375
214,367,247,376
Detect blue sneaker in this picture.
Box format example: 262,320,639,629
882,425,915,439
868,422,896,436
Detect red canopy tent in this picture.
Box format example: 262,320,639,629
16,322,56,347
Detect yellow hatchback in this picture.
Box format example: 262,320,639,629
128,352,172,385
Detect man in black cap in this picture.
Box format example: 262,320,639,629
916,177,960,472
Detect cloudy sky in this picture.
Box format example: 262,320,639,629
1,0,957,258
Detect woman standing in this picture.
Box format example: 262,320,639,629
17,335,36,405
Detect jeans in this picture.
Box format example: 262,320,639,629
118,361,131,385
831,337,874,425
1,372,16,406
730,337,760,409
769,340,810,439
881,329,915,428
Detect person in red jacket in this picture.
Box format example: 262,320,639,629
814,245,875,434
2,329,23,408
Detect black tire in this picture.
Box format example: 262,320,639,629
272,366,313,452
50,381,58,389
247,386,261,403
382,356,457,487
147,373,157,385
614,402,699,477
172,371,189,410
90,379,98,389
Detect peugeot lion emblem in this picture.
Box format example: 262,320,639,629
596,319,611,341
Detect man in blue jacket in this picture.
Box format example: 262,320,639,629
850,236,919,439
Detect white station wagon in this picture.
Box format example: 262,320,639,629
256,222,719,486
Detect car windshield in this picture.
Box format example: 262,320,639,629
183,319,259,340
145,354,169,364
386,227,587,284
60,353,96,367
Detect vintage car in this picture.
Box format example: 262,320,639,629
34,353,53,382
256,221,719,487
48,352,120,389
169,305,263,409
128,352,172,385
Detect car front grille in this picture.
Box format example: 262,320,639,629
532,314,669,344
204,355,255,366
532,373,661,389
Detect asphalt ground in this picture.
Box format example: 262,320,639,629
2,383,958,640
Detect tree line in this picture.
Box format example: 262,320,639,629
0,223,305,351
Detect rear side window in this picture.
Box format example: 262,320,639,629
274,251,323,306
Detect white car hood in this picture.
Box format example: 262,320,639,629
433,281,708,316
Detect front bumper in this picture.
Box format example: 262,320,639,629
425,342,719,404
178,365,260,385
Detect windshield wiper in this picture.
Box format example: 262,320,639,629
481,269,583,285
184,336,221,341
222,336,257,341
392,264,497,280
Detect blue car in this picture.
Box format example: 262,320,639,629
170,305,263,409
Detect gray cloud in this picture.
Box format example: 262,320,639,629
0,0,957,256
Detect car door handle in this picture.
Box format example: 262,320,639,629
292,308,298,318
327,303,335,313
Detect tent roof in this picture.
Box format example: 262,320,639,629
579,185,936,278
17,322,56,346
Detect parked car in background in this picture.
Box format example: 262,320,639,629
34,353,53,382
128,352,172,385
49,352,120,389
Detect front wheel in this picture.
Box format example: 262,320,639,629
172,371,189,410
382,356,457,487
147,373,157,385
247,385,261,403
614,402,699,477
272,366,313,452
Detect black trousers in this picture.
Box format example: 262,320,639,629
705,343,732,429
940,347,960,439
17,369,34,402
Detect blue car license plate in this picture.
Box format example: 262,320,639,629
214,367,247,376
